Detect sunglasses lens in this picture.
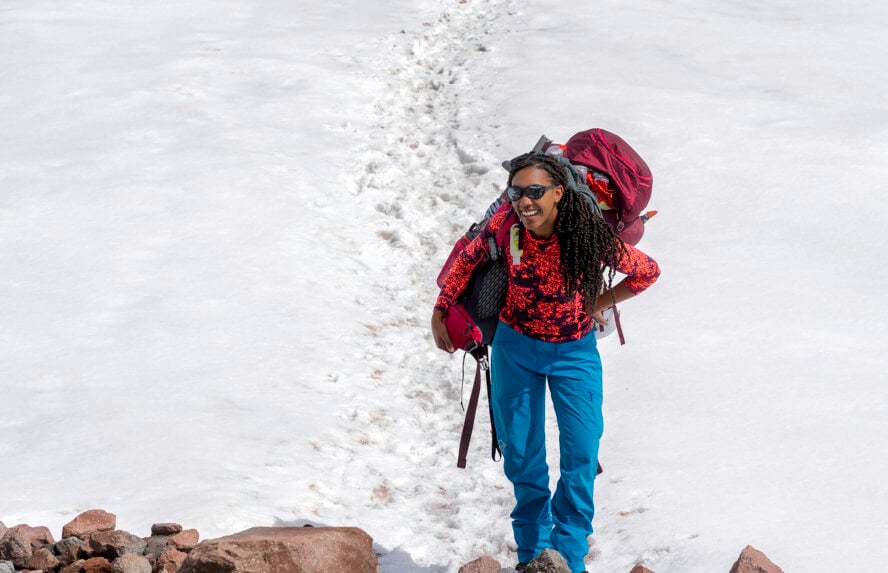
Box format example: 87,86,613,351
525,185,546,199
506,184,553,201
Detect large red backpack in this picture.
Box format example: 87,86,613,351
550,128,654,246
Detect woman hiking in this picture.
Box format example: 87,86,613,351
431,152,660,573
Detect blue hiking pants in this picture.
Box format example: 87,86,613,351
490,321,603,573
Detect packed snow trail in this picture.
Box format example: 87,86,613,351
303,0,525,569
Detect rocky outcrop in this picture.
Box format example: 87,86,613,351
630,565,655,573
178,526,377,573
729,545,784,573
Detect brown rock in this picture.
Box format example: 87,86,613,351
60,559,86,573
525,549,570,573
62,511,117,541
167,529,198,553
9,525,56,551
29,547,60,570
149,525,182,537
458,554,501,573
87,531,147,560
83,557,115,572
630,565,655,573
729,545,784,573
0,530,33,567
0,522,6,538
155,548,187,573
112,553,151,573
178,526,377,573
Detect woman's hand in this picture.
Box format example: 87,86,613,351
431,309,455,353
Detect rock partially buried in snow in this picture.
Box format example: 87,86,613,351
524,549,570,573
729,545,784,573
630,565,656,573
62,510,117,540
178,526,377,573
458,554,501,573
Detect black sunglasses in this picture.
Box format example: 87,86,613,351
505,184,557,201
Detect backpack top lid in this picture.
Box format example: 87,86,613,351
562,128,652,221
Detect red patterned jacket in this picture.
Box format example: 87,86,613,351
435,207,660,342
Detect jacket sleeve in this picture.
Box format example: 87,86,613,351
434,208,508,312
610,243,660,294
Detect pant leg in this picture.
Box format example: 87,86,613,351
545,332,604,573
490,322,553,563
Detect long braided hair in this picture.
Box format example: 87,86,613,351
507,152,626,308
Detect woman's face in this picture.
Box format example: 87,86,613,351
510,166,563,239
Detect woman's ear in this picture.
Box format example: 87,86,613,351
553,185,564,203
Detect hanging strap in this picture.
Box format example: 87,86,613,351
457,346,501,468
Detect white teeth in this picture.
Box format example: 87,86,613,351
520,209,540,216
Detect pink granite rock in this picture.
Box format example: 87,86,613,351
62,511,117,540
156,547,187,573
458,554,501,573
178,526,377,573
9,525,55,551
167,529,199,553
729,545,784,573
112,553,152,573
28,546,61,570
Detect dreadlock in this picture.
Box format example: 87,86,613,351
507,152,627,309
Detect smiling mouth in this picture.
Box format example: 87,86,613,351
518,208,540,217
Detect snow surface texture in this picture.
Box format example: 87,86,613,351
1,1,886,572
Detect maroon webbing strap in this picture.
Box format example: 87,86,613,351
612,304,626,345
457,359,482,469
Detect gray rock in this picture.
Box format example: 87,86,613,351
0,522,6,539
525,549,570,573
53,536,84,564
0,560,14,573
141,535,168,559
